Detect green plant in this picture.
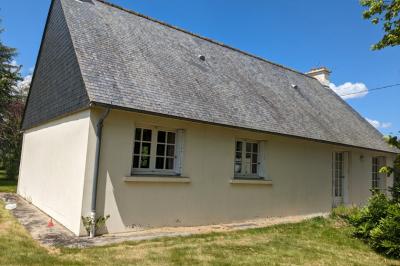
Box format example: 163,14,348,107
380,135,400,203
370,203,400,258
346,191,400,258
331,205,360,221
81,214,110,235
349,192,390,239
389,171,400,203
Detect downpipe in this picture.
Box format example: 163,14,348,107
90,107,110,238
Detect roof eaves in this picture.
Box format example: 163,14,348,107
90,101,399,155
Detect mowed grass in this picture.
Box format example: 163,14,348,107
0,202,399,266
0,169,17,193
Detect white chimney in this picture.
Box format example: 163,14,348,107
306,67,331,86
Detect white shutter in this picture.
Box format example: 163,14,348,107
129,123,136,176
174,129,185,175
258,141,268,179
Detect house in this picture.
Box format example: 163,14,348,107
17,0,398,237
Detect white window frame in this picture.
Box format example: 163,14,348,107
234,139,261,179
334,152,344,197
132,126,180,176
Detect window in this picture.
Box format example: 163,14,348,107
372,157,380,190
234,140,260,178
334,152,344,197
132,127,182,175
371,156,387,192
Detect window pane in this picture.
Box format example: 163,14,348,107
134,141,140,154
236,141,242,151
253,143,258,153
135,128,142,141
133,155,139,168
252,154,258,164
157,144,165,156
157,131,166,143
246,152,251,158
167,132,176,144
141,156,150,168
141,142,151,155
166,158,174,169
143,129,152,141
234,163,241,173
235,152,242,159
244,162,251,175
155,157,164,169
246,143,252,153
166,145,175,157
252,164,257,174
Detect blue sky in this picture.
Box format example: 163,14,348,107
1,0,399,135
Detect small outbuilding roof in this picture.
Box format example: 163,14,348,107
22,0,397,153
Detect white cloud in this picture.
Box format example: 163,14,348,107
10,60,18,67
15,74,32,97
9,60,20,73
329,82,368,100
365,118,392,129
381,122,392,128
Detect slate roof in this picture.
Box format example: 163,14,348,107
22,0,397,153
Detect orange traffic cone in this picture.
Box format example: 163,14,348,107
47,218,54,228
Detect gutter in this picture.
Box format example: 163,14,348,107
89,105,110,238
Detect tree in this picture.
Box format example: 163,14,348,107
0,99,24,178
0,29,21,114
0,24,24,179
360,0,400,50
380,135,400,202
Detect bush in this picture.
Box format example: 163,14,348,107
390,172,400,203
347,191,400,258
349,192,390,239
370,203,400,258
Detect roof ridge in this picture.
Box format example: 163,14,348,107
94,0,316,81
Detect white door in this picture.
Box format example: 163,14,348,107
333,152,346,207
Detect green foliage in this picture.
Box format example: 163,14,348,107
360,0,400,50
81,214,110,235
0,99,24,179
0,24,25,179
350,192,391,239
0,28,21,114
390,176,400,203
370,203,400,257
380,135,400,203
0,169,17,193
348,192,400,258
331,205,360,221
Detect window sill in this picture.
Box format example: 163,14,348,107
124,176,191,183
230,179,272,185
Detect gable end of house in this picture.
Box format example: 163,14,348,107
21,0,90,130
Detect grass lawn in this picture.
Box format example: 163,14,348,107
0,202,399,265
0,169,17,193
